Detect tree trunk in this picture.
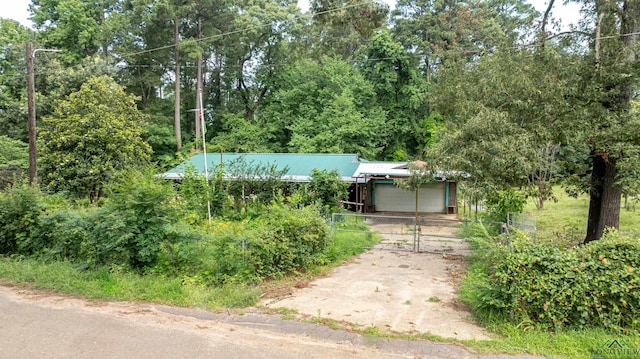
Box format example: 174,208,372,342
584,153,622,244
584,151,604,243
174,16,182,151
26,43,37,186
195,16,203,148
584,0,638,243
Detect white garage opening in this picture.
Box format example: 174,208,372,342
373,183,446,213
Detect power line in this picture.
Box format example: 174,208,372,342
2,27,636,83
121,0,380,58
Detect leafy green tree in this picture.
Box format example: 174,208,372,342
0,19,33,141
40,75,152,202
359,30,430,159
35,56,119,124
429,0,640,241
305,168,348,213
308,0,389,60
391,0,537,79
210,114,279,153
262,57,387,159
220,0,301,121
0,136,29,189
224,157,289,216
428,47,572,205
114,0,177,106
574,0,640,242
30,0,121,62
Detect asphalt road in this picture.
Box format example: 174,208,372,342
0,285,544,359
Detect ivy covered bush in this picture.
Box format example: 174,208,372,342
484,231,640,332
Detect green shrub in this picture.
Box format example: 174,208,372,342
79,169,180,270
484,189,526,223
0,183,43,255
28,208,91,261
182,203,331,284
305,169,348,214
477,230,640,332
255,202,330,270
178,165,227,223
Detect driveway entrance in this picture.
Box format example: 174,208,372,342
263,214,488,340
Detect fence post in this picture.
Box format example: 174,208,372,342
331,212,336,238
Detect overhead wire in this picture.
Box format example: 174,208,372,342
121,0,382,58
4,1,640,80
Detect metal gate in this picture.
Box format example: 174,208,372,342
332,213,534,255
331,213,470,254
416,216,470,256
331,213,418,252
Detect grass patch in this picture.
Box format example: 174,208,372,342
0,216,379,311
322,228,380,265
0,257,260,310
523,187,640,243
469,325,640,359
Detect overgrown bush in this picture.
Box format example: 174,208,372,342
298,169,348,216
89,169,179,269
166,221,257,285
0,183,43,255
178,165,227,223
168,202,331,285
0,169,336,287
261,203,330,261
150,202,331,285
28,208,91,261
27,169,184,270
484,189,526,223
469,230,640,333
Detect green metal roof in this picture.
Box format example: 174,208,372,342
163,153,366,182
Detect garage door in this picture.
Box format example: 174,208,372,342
374,183,446,213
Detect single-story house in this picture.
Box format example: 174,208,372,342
162,153,458,214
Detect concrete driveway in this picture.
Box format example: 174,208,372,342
262,216,490,340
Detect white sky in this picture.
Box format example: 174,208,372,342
3,0,582,30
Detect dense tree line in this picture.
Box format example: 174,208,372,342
0,0,638,241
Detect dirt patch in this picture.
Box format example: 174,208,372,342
261,217,489,340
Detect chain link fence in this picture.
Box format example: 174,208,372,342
507,212,537,243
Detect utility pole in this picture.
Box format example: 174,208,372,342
26,43,61,186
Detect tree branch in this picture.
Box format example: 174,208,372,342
540,0,555,48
